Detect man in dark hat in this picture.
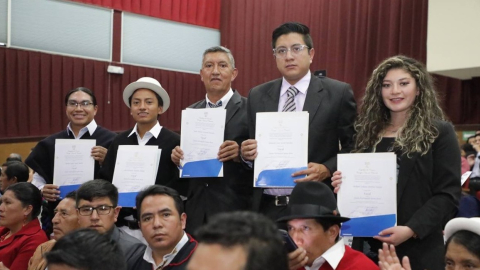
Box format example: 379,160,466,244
277,182,378,270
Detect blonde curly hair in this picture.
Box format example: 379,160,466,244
354,55,445,156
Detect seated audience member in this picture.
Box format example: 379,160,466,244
379,217,480,270
187,211,289,270
130,185,197,269
277,182,378,270
76,180,145,269
6,153,22,162
28,191,80,270
0,183,48,270
44,228,126,270
0,161,29,193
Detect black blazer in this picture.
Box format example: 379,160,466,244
247,75,357,210
184,90,253,234
392,120,461,270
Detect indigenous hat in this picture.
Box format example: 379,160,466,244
444,217,480,240
123,77,170,113
277,181,350,223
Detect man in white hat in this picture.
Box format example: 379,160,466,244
99,77,181,236
100,77,179,188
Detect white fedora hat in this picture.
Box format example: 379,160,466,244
123,77,170,113
444,217,480,240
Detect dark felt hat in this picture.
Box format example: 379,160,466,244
276,181,350,223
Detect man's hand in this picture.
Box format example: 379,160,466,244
293,163,331,183
218,140,240,162
91,146,108,165
42,184,60,202
288,247,308,270
378,243,411,270
171,146,183,166
240,139,258,161
373,226,415,246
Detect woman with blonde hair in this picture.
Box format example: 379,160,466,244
332,55,461,269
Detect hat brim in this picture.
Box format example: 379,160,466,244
123,81,170,113
444,217,480,240
277,213,350,223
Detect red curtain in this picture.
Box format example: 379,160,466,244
220,0,475,125
68,0,221,29
0,47,205,139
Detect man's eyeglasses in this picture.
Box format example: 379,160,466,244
78,205,115,216
273,45,309,58
67,100,94,108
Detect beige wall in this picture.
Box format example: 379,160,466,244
0,141,39,163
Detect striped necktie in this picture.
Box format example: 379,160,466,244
282,86,299,112
208,100,222,108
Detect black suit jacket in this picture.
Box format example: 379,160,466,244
247,75,357,210
184,90,253,234
392,120,461,270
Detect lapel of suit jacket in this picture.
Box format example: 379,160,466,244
224,89,241,125
192,100,207,109
302,75,325,124
396,153,418,204
264,79,282,112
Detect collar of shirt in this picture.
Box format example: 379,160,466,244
205,88,234,109
143,232,188,269
128,121,162,146
66,119,97,139
306,239,345,270
278,71,311,112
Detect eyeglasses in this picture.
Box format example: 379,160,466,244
78,205,114,216
67,100,94,108
273,45,309,58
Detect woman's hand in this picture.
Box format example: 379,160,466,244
378,243,411,270
331,171,343,193
374,226,415,246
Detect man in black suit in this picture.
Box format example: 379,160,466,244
171,46,252,234
240,22,357,221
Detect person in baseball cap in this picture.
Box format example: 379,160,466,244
277,181,378,270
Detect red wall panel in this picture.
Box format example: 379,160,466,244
68,0,221,29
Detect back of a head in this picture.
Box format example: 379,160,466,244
6,153,22,162
195,211,288,270
4,161,29,182
45,228,126,270
76,179,118,206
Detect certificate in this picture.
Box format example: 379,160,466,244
53,139,96,198
338,153,397,237
180,108,226,178
112,145,161,207
254,112,309,187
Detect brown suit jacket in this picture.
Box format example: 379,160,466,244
28,239,55,270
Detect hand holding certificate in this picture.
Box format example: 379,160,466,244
112,145,161,207
338,153,397,237
254,112,309,187
53,139,96,198
180,108,226,178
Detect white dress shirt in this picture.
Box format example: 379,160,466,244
142,232,188,269
128,121,162,146
205,88,234,109
305,239,346,270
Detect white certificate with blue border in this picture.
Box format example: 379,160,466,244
112,145,160,207
253,112,309,187
338,152,397,237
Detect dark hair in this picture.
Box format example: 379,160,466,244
5,182,42,219
446,230,480,259
136,185,184,220
202,46,236,69
272,22,314,50
76,179,118,207
2,161,29,183
128,89,163,107
6,153,22,162
65,190,77,200
45,228,126,270
64,87,97,106
314,218,341,242
195,211,288,270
